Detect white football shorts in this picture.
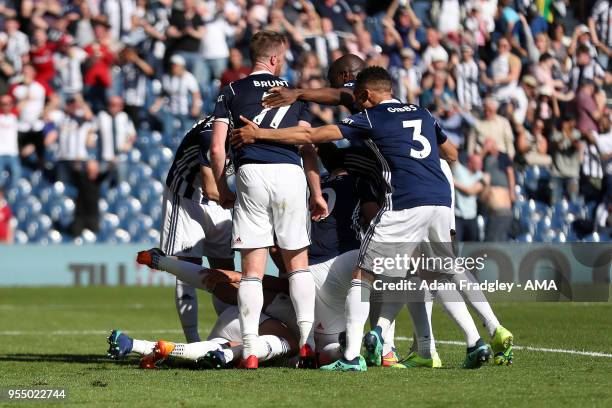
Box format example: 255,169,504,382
160,186,233,259
358,205,456,276
311,250,358,335
232,163,310,250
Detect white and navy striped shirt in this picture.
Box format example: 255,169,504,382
57,113,94,161
455,60,481,110
161,71,199,115
567,60,606,90
165,116,214,202
120,63,148,107
581,133,604,180
100,0,136,42
96,111,135,162
591,0,612,47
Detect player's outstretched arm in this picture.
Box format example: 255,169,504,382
439,139,458,163
262,86,355,109
231,115,343,147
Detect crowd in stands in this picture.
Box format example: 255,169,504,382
0,0,610,245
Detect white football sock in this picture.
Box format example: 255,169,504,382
256,335,292,362
152,255,210,291
175,279,200,343
382,320,396,355
238,277,263,358
453,271,500,337
375,301,402,343
131,339,156,355
221,345,241,364
407,300,436,359
344,279,371,361
288,269,316,349
168,341,223,361
436,283,481,348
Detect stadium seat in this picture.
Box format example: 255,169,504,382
80,229,97,244
516,233,533,242
583,232,600,242
41,229,63,245
14,229,29,244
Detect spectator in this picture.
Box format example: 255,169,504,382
0,188,13,244
580,114,610,209
201,2,238,85
54,35,87,98
390,47,421,105
71,158,103,237
436,100,472,148
0,94,20,189
511,74,537,126
100,0,135,43
83,18,115,113
11,63,46,168
481,36,521,103
588,0,612,70
389,3,422,52
420,69,453,110
95,95,136,186
568,44,606,91
550,113,581,203
28,28,57,95
481,137,515,242
314,0,354,34
455,45,480,112
220,47,251,88
466,97,515,159
1,17,28,73
516,120,552,167
150,54,201,139
421,27,448,71
166,0,205,86
453,154,485,242
55,95,95,185
0,42,15,95
115,46,154,129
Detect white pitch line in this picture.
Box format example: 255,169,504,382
394,336,612,358
0,330,610,359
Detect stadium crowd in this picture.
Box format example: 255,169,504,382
0,0,610,244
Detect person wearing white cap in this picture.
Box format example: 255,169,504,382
150,54,202,139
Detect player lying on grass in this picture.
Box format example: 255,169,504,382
108,255,299,368
231,66,493,371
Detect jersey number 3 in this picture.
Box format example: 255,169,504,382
403,119,431,159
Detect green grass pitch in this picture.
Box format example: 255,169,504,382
0,287,611,407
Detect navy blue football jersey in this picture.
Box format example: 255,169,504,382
213,72,312,167
165,115,214,201
337,100,451,210
309,173,361,264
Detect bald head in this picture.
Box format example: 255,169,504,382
327,54,366,88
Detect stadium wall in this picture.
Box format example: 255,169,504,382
0,243,609,287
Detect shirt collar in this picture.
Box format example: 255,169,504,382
250,70,273,76
379,99,401,104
